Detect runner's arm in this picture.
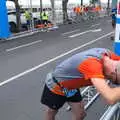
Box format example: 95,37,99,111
91,78,120,105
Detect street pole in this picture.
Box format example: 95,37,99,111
30,0,34,31
107,0,110,15
50,0,56,26
81,0,83,6
40,0,43,22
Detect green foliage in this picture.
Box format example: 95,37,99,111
90,0,98,4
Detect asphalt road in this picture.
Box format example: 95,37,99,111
0,16,114,120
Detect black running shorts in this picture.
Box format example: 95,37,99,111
41,84,83,110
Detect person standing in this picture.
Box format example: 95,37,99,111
24,10,32,30
41,9,49,26
111,7,117,40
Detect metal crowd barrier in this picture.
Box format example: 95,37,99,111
66,80,111,111
99,102,120,120
66,86,100,111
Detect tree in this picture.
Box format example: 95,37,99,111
89,0,98,6
50,0,56,25
50,0,69,24
7,0,21,32
62,0,68,23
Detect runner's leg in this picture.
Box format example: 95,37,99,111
44,106,58,120
68,101,86,120
41,85,66,120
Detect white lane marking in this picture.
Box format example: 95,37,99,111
92,28,102,32
90,23,100,28
6,40,42,52
69,30,92,38
62,29,80,35
0,32,113,87
62,23,100,36
69,28,102,38
7,32,34,41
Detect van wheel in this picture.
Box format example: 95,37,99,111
9,22,17,33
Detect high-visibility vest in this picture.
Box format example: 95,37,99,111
41,12,48,20
25,11,31,20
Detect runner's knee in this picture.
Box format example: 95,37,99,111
73,110,86,120
46,107,58,117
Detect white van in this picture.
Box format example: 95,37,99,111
6,1,28,32
8,10,27,32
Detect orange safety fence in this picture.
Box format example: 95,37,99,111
35,23,53,29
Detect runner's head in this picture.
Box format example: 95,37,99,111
103,56,120,84
114,62,120,84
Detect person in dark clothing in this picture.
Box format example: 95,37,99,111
111,7,117,40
